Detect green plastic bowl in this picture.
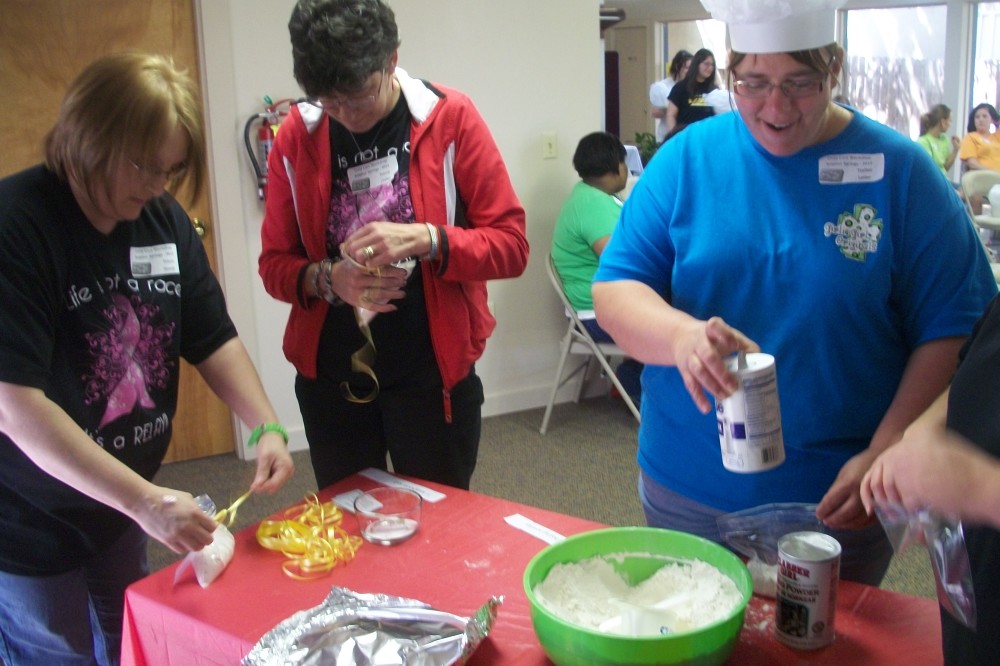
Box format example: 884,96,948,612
523,527,752,666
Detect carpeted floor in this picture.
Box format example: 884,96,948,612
150,396,937,599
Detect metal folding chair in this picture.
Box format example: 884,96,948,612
539,253,641,434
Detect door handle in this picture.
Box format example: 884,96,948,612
192,217,207,237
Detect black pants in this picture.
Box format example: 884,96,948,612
295,368,484,491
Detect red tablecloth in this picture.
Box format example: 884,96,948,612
121,474,943,665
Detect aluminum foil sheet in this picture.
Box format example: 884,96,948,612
243,587,502,666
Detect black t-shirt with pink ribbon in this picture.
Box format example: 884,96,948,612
0,165,236,574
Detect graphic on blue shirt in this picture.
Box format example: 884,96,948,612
82,292,175,427
823,203,883,261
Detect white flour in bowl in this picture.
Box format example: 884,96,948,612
534,555,743,637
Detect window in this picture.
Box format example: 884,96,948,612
971,2,1000,117
843,5,948,138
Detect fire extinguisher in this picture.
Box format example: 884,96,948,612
243,96,294,201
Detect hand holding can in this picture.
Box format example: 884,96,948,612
715,352,785,472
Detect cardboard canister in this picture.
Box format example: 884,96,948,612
715,352,785,472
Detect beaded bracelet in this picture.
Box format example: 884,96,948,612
313,258,344,305
247,422,288,447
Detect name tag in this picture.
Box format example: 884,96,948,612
818,153,885,184
130,243,179,277
348,154,398,192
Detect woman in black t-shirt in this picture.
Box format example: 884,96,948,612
665,48,720,140
0,53,293,666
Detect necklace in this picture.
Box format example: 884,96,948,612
347,116,388,161
344,117,391,220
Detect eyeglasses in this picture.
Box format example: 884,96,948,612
733,77,826,99
307,68,386,112
129,159,188,183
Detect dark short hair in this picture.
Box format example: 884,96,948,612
572,132,626,179
288,0,401,98
968,103,1000,132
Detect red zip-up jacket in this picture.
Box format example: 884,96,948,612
259,68,528,420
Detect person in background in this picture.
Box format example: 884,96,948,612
592,0,997,586
259,0,528,492
649,50,693,144
552,132,641,405
664,48,719,140
959,102,1000,172
0,52,294,665
862,292,1000,664
705,86,736,115
917,103,960,181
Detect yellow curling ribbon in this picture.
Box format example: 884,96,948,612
255,493,363,580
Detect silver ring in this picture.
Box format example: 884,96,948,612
363,245,375,259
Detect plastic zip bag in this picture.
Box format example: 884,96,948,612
172,494,236,588
717,502,824,597
875,502,976,629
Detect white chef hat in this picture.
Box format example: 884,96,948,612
700,0,846,54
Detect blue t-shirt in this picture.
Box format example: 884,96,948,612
594,109,998,512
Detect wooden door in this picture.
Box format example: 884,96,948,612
609,25,651,144
0,0,234,461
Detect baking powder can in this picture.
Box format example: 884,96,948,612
715,352,785,472
775,531,841,650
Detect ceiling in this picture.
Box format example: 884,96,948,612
602,0,711,24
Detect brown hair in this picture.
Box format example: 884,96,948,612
44,51,206,206
919,104,951,136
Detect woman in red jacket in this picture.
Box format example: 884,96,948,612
260,0,528,490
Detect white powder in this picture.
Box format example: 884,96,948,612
746,556,778,598
534,555,743,637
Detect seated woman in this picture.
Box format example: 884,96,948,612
959,103,1000,213
959,103,1000,172
916,104,960,182
551,132,641,404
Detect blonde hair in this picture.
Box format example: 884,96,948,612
44,51,205,206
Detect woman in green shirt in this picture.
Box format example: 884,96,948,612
916,104,960,181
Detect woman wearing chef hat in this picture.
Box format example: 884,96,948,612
593,0,997,588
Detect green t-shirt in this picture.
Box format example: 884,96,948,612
551,181,623,312
916,132,952,175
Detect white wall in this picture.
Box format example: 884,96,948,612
196,0,603,455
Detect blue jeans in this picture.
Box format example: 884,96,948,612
0,522,148,666
638,470,893,586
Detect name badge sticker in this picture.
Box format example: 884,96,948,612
818,153,885,184
348,154,398,193
130,243,179,277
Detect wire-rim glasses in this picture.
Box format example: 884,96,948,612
733,77,826,99
129,159,188,183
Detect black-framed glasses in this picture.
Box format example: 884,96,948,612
129,159,187,182
733,77,826,99
307,68,386,112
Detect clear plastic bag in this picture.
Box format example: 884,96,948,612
717,502,824,597
172,494,236,588
875,502,976,629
